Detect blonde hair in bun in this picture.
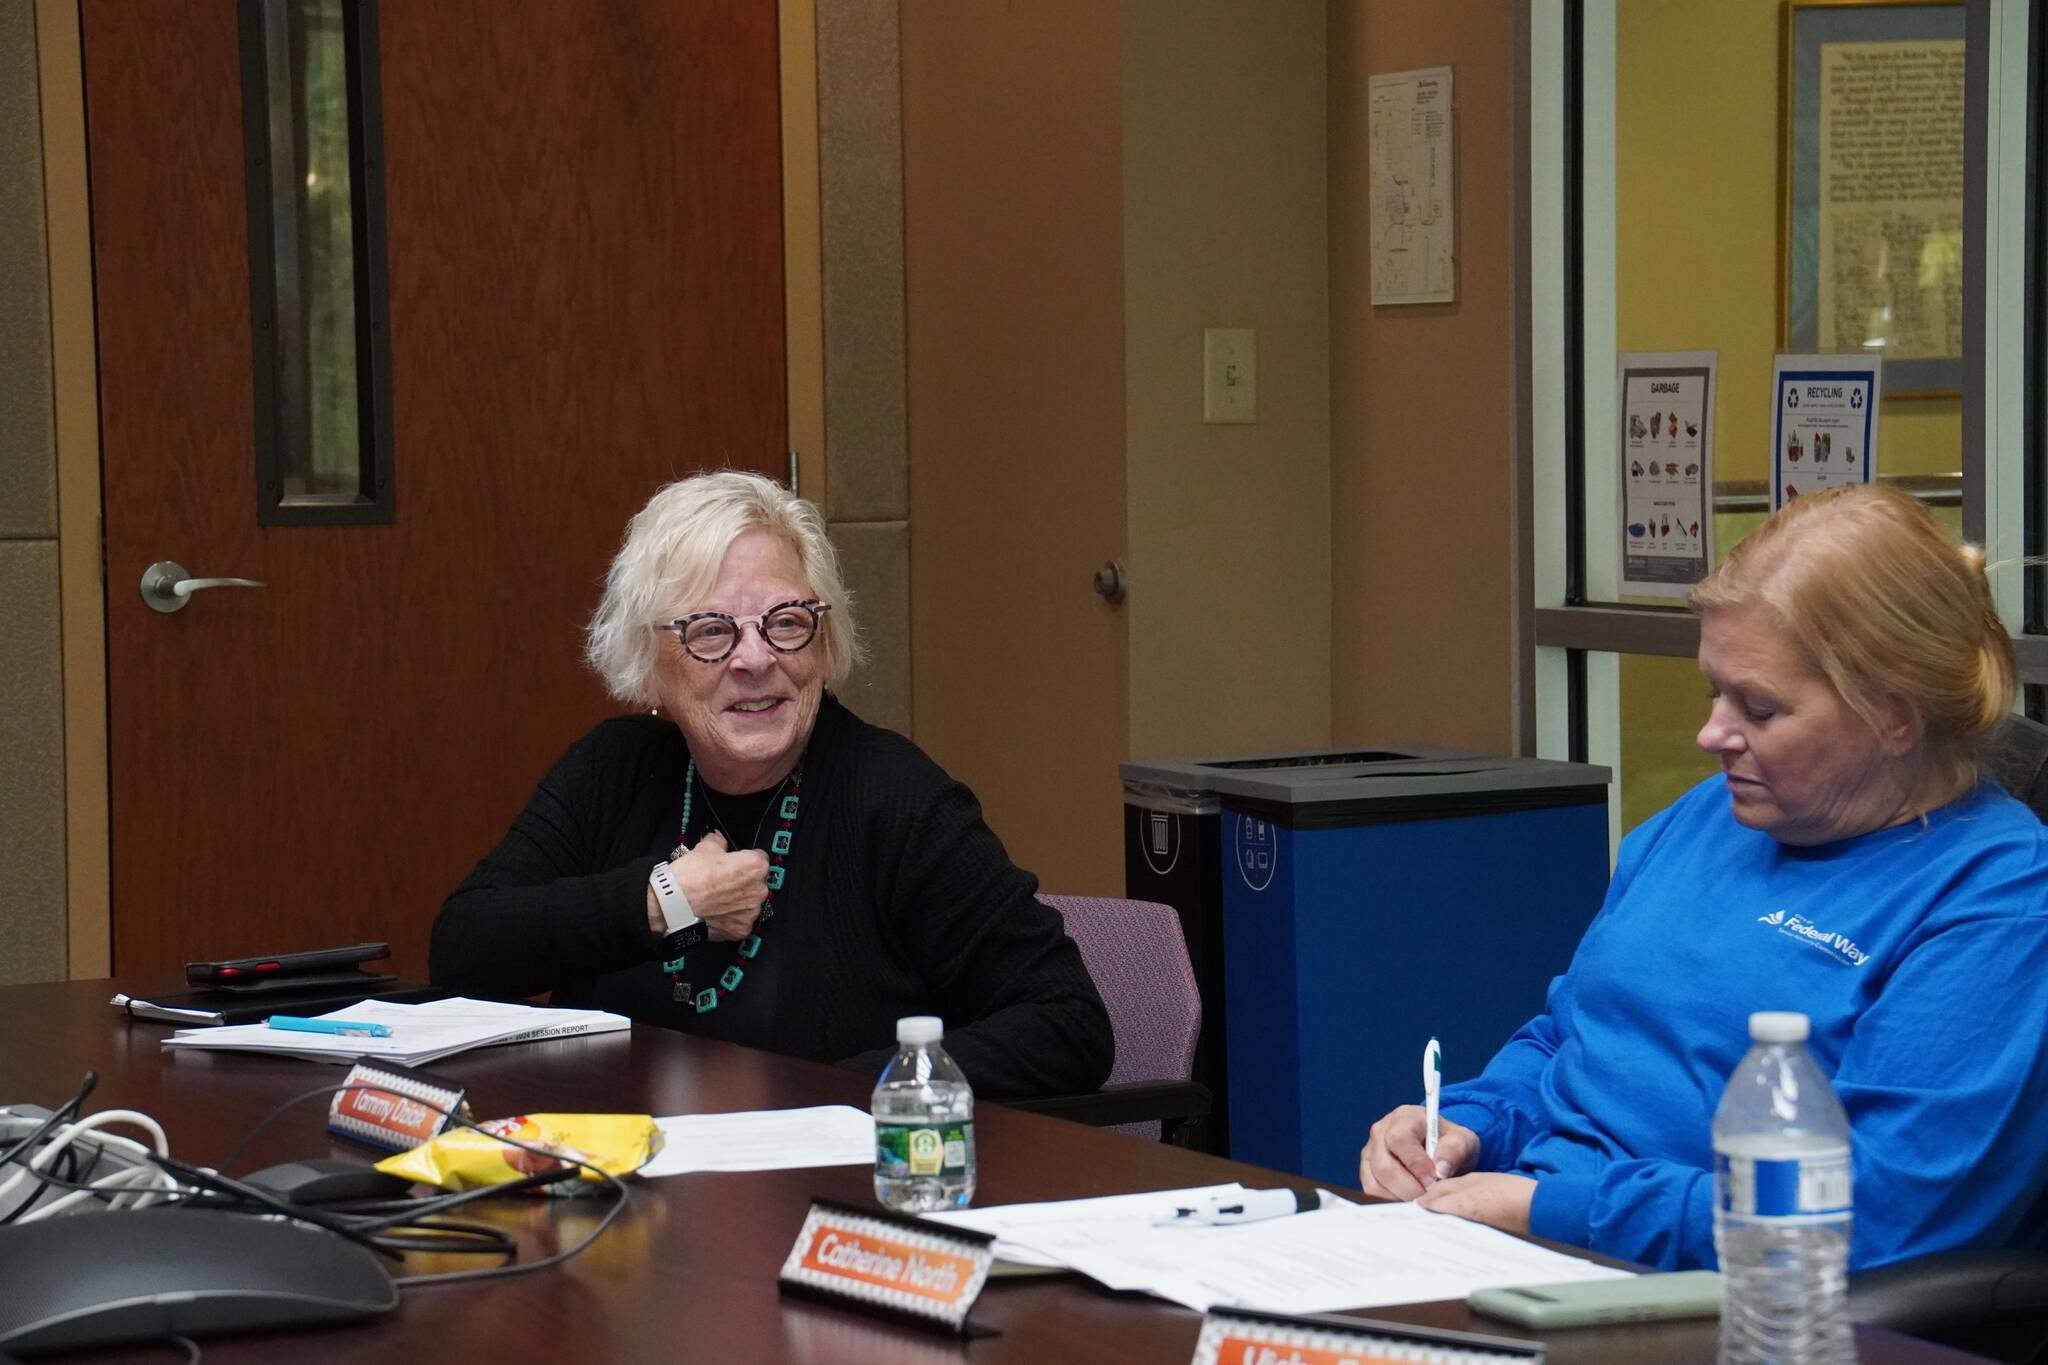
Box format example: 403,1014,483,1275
1689,485,2015,803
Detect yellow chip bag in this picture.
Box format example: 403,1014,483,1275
375,1113,660,1194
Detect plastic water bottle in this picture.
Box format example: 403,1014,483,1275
872,1016,976,1212
1712,1011,1854,1365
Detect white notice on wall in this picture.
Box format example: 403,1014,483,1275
1619,352,1717,598
1369,66,1456,305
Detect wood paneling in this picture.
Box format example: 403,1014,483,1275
84,1,785,977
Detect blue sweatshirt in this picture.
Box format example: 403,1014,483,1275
1439,775,2048,1270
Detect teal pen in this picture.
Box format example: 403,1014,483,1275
267,1015,392,1038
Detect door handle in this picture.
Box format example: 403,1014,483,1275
140,560,267,614
1093,560,1127,606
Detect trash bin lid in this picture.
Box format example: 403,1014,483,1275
1123,747,1611,828
1122,743,1473,792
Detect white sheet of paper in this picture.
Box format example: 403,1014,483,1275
928,1184,1249,1268
945,1194,1631,1313
640,1105,874,1177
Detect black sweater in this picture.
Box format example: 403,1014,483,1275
431,696,1113,1099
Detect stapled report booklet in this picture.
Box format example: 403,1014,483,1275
158,998,630,1065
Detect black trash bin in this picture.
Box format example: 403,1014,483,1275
1120,770,1227,1152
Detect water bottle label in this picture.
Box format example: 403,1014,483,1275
1717,1150,1852,1222
876,1122,975,1179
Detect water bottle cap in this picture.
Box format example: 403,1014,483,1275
1749,1010,1810,1043
896,1015,943,1044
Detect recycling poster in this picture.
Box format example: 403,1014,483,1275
1771,354,1881,510
1619,352,1716,597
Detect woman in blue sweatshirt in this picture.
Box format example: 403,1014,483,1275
1360,485,2048,1271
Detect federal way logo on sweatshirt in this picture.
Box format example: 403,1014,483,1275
1756,909,1870,967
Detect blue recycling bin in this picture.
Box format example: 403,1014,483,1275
1135,747,1610,1186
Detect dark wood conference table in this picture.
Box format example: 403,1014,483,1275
0,980,1988,1364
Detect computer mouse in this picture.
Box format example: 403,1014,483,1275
240,1158,413,1205
0,1208,396,1353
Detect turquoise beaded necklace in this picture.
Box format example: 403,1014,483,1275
662,756,802,1013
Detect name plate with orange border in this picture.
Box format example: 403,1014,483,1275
779,1198,997,1336
327,1060,469,1153
1192,1308,1544,1365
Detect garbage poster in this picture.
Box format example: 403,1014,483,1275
1619,352,1716,597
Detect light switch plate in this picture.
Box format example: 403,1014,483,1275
1203,327,1256,424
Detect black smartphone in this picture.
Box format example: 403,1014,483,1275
185,942,391,987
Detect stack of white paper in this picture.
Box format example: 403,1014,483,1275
159,997,630,1066
639,1105,875,1177
931,1190,1632,1314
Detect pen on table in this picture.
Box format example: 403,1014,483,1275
1424,1036,1442,1163
266,1015,392,1038
1154,1188,1329,1227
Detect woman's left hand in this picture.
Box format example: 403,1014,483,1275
1414,1172,1537,1236
669,831,772,941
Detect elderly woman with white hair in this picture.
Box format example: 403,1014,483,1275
431,471,1112,1098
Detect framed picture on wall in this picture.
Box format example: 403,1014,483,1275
1781,0,1964,397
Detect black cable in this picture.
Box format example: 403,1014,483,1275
4,1081,500,1238
6,1076,634,1287
0,1146,190,1208
390,1176,630,1290
351,1167,575,1228
143,1153,402,1261
0,1071,99,1219
0,1071,95,1171
214,1080,419,1176
361,1218,518,1256
212,1082,634,1284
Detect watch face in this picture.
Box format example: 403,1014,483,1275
664,922,707,954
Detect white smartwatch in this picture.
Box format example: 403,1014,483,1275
649,861,704,950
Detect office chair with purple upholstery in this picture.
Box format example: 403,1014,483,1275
1007,895,1211,1145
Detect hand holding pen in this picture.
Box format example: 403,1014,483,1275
1357,1040,1479,1202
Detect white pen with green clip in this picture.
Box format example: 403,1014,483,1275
1424,1036,1442,1161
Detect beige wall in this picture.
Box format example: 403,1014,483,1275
1123,0,1333,761
1328,1,1520,755
903,1,1339,899
904,0,1518,893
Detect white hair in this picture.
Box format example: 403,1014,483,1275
585,471,864,704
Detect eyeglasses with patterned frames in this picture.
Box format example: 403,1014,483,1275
656,599,829,664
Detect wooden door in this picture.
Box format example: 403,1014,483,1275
901,1,1131,899
82,1,787,977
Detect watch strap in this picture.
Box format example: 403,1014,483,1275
649,861,704,950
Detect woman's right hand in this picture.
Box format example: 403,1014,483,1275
644,832,772,941
1359,1104,1479,1201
